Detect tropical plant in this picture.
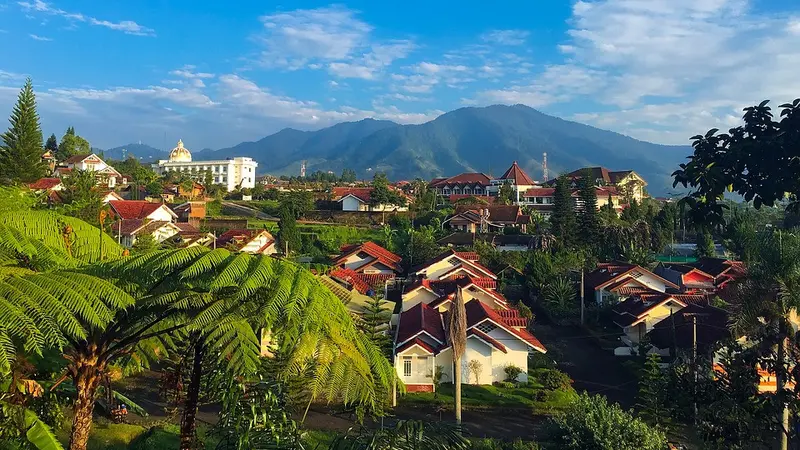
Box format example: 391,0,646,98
329,420,469,450
542,277,576,315
467,360,483,385
549,392,667,450
446,288,468,425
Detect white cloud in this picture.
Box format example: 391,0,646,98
169,66,215,79
18,0,154,36
29,33,51,41
480,29,530,45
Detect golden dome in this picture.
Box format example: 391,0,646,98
169,139,192,162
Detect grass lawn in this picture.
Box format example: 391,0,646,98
400,372,577,415
55,420,219,450
301,429,339,449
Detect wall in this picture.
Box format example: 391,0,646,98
396,346,436,386
402,288,439,311
463,338,492,385
147,207,176,223
240,233,277,255
341,196,365,212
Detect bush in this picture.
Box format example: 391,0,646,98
493,381,516,389
528,352,556,370
537,369,572,391
471,438,540,450
504,365,524,382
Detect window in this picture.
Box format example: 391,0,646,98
476,322,497,334
535,197,543,204
403,358,412,377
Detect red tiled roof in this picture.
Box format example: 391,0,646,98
429,173,492,188
29,178,62,190
335,241,402,272
397,302,445,345
523,188,555,197
113,219,145,236
499,161,536,185
396,337,437,355
109,200,171,220
455,251,479,262
174,222,199,232
497,308,528,328
471,277,497,290
62,153,92,164
454,205,522,223
330,268,372,294
464,300,545,352
333,187,373,203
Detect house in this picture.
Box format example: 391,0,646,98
41,150,56,173
584,262,680,305
408,249,496,283
108,200,178,222
333,241,403,275
394,281,546,391
612,291,701,348
319,274,391,316
520,185,625,217
57,153,127,188
100,191,124,204
560,167,647,202
654,262,717,293
329,267,396,297
216,229,277,255
647,303,730,356
332,187,409,212
448,205,531,233
688,257,746,289
430,173,493,198
437,233,554,252
152,140,258,191
487,162,537,203
112,219,182,248
168,223,216,248
173,201,207,221
29,178,64,192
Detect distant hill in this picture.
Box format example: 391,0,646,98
101,143,166,162
101,105,692,194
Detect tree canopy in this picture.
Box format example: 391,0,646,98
0,78,46,184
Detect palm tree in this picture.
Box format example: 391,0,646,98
445,287,467,425
729,230,800,450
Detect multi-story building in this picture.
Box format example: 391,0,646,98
152,140,258,191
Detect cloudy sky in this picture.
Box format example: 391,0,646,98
0,0,798,150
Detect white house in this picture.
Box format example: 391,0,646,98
332,187,408,212
216,229,277,255
584,262,680,305
333,241,402,275
394,250,545,391
113,219,182,248
57,154,127,188
152,140,258,191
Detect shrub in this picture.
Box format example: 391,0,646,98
504,365,524,382
533,390,549,402
537,369,572,391
470,438,540,450
528,352,556,370
493,381,516,389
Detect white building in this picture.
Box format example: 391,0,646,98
153,140,258,191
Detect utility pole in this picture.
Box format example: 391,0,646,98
684,312,708,426
580,267,585,325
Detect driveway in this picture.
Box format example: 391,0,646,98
221,201,278,220
531,323,637,408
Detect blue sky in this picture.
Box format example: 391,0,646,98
0,0,798,150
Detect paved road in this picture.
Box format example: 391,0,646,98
531,322,637,408
221,201,278,221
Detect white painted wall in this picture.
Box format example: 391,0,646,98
146,206,177,223
341,196,366,211
396,346,436,385
240,233,277,255
402,289,439,311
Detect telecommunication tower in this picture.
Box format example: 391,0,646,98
542,152,549,182
300,161,306,178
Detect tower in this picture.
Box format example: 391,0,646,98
300,160,306,178
542,152,549,182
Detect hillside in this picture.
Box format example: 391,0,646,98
101,105,692,194
102,143,166,161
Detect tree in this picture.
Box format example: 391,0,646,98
695,229,715,258
637,353,669,427
673,99,800,227
550,392,667,450
278,206,301,255
445,287,467,426
44,133,58,155
58,169,103,225
550,176,577,248
542,276,577,319
0,78,46,184
146,181,163,197
498,180,515,205
329,420,468,450
130,233,160,254
620,199,642,223
598,193,618,225
577,169,600,250
56,127,90,162
340,168,357,183
359,296,391,357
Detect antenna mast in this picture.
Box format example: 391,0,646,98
300,160,306,178
542,152,549,182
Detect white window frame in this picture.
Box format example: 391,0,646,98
403,357,412,377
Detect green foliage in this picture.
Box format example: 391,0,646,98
577,169,599,250
470,438,540,450
503,365,523,382
694,229,715,258
329,420,469,450
57,170,103,225
497,180,515,205
144,181,162,197
673,98,800,226
370,172,406,209
549,176,577,248
278,208,301,255
534,369,571,391
280,191,315,219
636,353,669,427
56,127,90,162
0,78,47,184
44,134,58,156
549,392,667,450
398,227,441,270
130,234,160,254
358,296,391,357
542,277,577,320
0,399,64,450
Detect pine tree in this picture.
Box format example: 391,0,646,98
278,206,301,255
577,169,600,249
0,78,46,184
45,133,58,154
637,353,669,427
550,175,577,248
598,192,618,224
359,296,392,357
695,228,716,258
57,126,90,162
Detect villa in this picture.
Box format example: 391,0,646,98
152,140,258,191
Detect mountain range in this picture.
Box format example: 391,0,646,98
99,104,692,195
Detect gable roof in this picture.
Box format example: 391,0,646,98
453,205,523,224
463,299,546,353
109,200,177,220
648,303,730,351
429,173,492,188
498,161,535,185
113,219,180,238
335,241,402,272
689,257,745,279
329,268,393,295
396,302,445,345
409,249,496,279
62,153,93,164
29,178,63,190
334,187,373,203
586,261,680,293
612,294,688,328
216,229,274,250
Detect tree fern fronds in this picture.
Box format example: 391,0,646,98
178,248,231,280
